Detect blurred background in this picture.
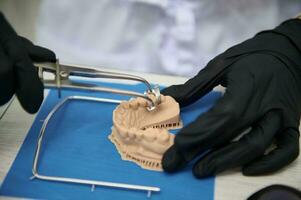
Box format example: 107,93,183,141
1,0,301,77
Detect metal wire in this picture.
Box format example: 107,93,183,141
31,96,160,197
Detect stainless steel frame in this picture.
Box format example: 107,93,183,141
31,95,160,197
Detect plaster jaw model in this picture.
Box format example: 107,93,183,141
109,95,182,171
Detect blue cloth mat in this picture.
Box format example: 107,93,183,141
0,82,221,200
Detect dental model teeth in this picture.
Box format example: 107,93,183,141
108,95,182,171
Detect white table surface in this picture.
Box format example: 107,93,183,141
0,68,300,200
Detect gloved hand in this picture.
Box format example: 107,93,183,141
0,13,56,113
162,19,301,177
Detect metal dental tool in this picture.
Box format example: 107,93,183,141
31,61,162,197
34,60,161,111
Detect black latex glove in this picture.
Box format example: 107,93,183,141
162,19,301,178
0,13,56,113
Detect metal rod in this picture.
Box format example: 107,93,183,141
66,67,153,92
55,60,62,98
32,174,159,192
32,96,160,195
44,84,157,110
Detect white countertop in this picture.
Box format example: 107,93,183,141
0,68,300,200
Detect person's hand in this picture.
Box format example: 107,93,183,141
0,13,56,113
161,19,301,177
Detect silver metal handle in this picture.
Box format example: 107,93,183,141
34,61,161,110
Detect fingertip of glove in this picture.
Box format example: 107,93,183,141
17,80,44,114
242,164,266,176
46,49,56,62
19,36,57,62
162,145,187,173
192,157,220,179
192,162,212,178
25,95,43,114
34,47,56,62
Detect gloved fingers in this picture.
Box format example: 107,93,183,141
162,145,188,172
14,56,44,113
0,46,14,105
161,57,231,107
3,37,44,113
162,71,254,172
192,111,281,178
19,36,56,62
175,66,254,155
0,13,43,111
242,128,299,176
